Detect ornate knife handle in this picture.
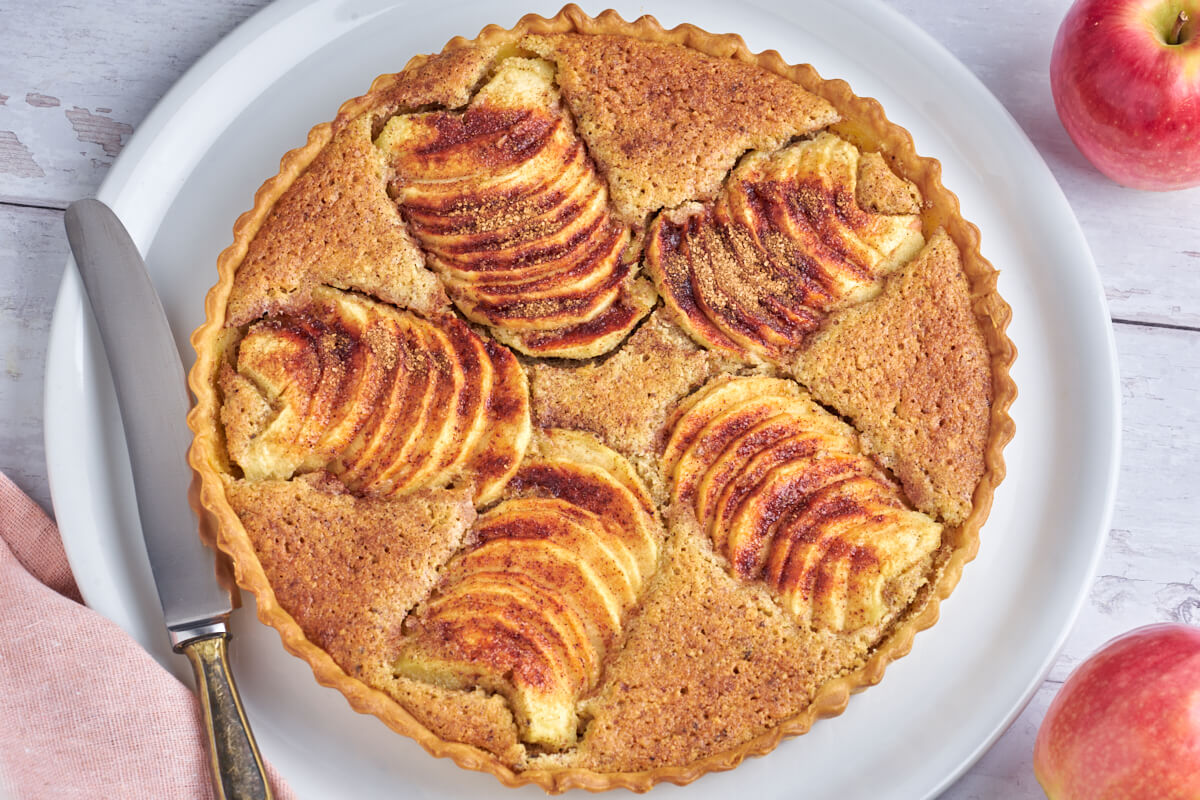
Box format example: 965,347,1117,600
176,626,272,800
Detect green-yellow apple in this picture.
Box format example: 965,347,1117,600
1033,623,1200,799
1051,0,1200,190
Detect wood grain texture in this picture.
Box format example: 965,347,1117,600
0,204,67,513
0,1,1197,797
0,0,268,208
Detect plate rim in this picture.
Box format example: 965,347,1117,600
43,1,1122,797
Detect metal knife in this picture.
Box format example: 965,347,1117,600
64,198,271,800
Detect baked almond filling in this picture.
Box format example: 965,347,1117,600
189,11,1014,792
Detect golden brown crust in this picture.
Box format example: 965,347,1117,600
225,114,447,327
224,473,476,671
358,44,500,123
791,230,991,525
377,679,526,766
568,508,828,772
522,33,839,224
187,4,1016,793
528,309,731,460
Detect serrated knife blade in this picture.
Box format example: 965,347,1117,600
64,198,270,800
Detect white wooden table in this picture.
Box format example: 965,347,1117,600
1,1,1196,797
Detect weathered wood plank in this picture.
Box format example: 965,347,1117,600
0,0,269,207
887,0,1200,330
0,203,67,513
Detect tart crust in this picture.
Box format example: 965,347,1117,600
188,5,1016,793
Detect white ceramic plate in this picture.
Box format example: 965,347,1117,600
44,1,1120,797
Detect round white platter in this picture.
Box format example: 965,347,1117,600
44,1,1120,797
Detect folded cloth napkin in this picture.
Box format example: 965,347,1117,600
0,472,293,800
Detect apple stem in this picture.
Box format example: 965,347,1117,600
1170,10,1190,45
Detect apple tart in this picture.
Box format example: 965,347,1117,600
188,5,1015,792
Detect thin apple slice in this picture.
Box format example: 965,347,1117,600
334,305,528,503
670,393,801,506
733,135,923,302
662,376,800,476
711,432,864,543
331,309,427,489
524,428,659,572
446,531,623,645
414,151,601,269
431,551,608,664
435,559,609,668
683,215,806,359
720,452,871,580
714,205,823,340
355,316,442,493
525,429,657,527
424,149,599,283
459,338,530,505
402,138,590,240
473,500,635,617
434,570,599,679
418,590,577,686
645,208,746,358
504,460,652,585
450,266,629,331
295,289,391,460
228,322,317,479
288,323,355,464
493,279,655,359
449,252,630,334
402,313,493,492
448,220,626,305
378,318,462,492
437,210,610,290
379,99,563,197
766,475,897,592
823,513,940,632
692,412,811,525
767,476,939,631
398,601,580,748
395,120,572,217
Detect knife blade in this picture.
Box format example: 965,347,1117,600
64,198,271,800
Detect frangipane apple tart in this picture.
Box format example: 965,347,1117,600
188,5,1015,792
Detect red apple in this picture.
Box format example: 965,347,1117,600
1050,0,1200,190
1034,623,1200,799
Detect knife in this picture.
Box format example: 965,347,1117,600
64,198,271,800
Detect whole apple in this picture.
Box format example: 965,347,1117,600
1034,623,1200,799
1050,0,1200,190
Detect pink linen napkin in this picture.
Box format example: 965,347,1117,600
0,472,294,800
